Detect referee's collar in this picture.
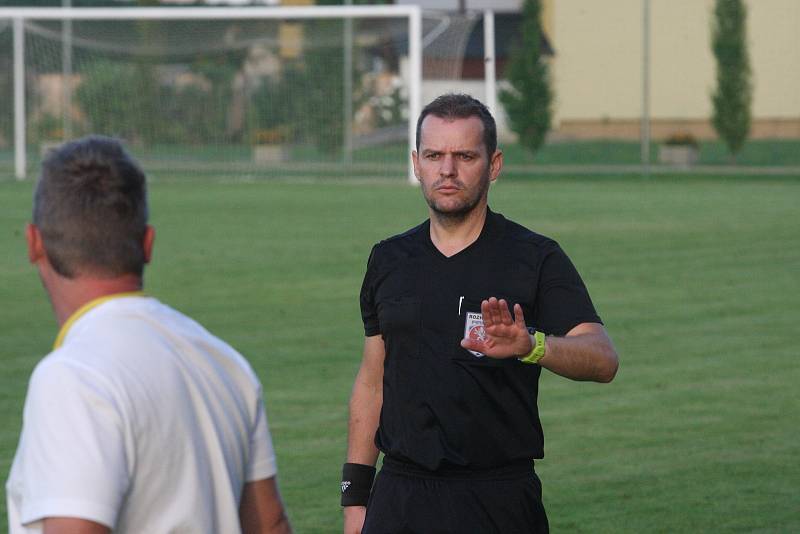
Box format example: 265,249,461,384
421,207,503,255
53,291,146,349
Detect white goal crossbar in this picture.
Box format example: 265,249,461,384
1,5,423,182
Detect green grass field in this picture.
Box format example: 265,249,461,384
1,175,799,532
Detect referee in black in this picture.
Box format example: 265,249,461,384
342,94,619,534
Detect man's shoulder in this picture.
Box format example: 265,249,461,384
367,220,427,263
64,296,259,383
378,220,427,247
27,346,113,410
114,298,260,379
78,296,199,341
495,212,559,250
65,296,172,349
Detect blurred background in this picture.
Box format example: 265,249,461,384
2,0,798,180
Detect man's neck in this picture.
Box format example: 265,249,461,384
429,203,488,258
48,274,144,327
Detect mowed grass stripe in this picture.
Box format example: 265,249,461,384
1,177,798,532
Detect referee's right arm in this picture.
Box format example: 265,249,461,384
343,335,385,534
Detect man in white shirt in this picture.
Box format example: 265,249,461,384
7,135,292,534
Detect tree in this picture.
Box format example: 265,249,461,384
499,0,553,156
711,0,752,160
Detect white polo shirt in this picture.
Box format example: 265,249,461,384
6,294,278,533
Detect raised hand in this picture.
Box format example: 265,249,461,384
460,297,533,359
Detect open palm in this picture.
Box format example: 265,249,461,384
460,297,533,359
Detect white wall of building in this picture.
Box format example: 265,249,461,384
551,0,800,122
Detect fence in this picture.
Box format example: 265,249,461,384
2,1,799,181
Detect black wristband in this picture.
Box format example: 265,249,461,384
341,463,376,507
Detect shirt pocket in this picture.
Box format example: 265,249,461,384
378,296,422,359
451,295,528,366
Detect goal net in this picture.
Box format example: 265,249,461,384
0,7,478,182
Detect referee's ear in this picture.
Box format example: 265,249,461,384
142,225,155,265
25,223,45,265
489,149,503,183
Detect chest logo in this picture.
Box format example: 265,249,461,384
464,312,486,357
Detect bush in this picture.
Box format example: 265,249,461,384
663,133,699,148
76,60,157,143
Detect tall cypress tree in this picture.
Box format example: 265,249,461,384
499,0,552,156
711,0,752,160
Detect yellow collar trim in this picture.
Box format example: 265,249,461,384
53,291,146,350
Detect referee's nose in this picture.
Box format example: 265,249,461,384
439,153,457,178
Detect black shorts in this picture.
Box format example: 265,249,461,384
362,458,549,534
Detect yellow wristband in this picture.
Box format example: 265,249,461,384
520,330,546,364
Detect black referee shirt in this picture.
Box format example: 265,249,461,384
360,208,601,472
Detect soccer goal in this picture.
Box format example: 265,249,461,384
1,5,431,182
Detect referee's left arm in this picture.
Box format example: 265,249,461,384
537,322,619,383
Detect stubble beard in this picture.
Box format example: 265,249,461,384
425,168,491,226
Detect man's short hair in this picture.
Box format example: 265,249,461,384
415,93,497,156
33,135,148,278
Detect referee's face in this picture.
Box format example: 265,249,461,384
413,115,501,219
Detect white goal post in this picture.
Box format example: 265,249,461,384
2,5,422,183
